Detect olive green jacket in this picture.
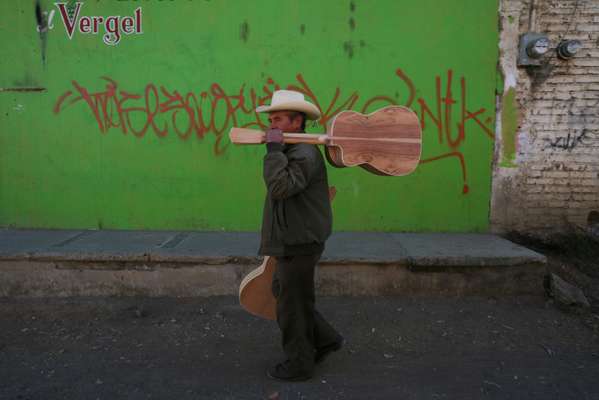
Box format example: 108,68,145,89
258,141,333,256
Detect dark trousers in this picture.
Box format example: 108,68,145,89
271,252,341,373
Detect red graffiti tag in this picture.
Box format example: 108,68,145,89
53,68,493,193
415,69,495,194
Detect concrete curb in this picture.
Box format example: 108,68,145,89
0,230,547,297
0,259,547,297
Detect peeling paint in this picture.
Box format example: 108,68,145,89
500,87,519,168
66,0,78,18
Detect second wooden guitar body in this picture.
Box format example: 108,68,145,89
239,188,336,320
239,255,277,320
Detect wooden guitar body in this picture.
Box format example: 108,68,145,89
239,255,277,320
325,106,422,176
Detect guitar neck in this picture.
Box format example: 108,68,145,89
229,127,328,145
229,127,420,145
282,132,328,144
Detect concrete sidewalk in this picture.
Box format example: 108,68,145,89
0,229,547,297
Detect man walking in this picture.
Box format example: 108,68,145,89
256,90,344,381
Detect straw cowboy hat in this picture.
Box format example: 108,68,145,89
256,90,321,120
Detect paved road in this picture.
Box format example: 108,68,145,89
1,295,598,400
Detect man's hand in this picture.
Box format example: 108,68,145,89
265,128,284,144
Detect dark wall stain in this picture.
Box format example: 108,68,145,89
13,71,38,87
300,24,305,35
528,62,554,87
346,2,356,58
0,88,46,92
240,20,249,43
35,0,48,66
34,0,43,27
343,41,354,59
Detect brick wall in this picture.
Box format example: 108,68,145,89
492,0,599,235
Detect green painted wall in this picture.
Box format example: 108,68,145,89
0,0,499,232
500,87,519,168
